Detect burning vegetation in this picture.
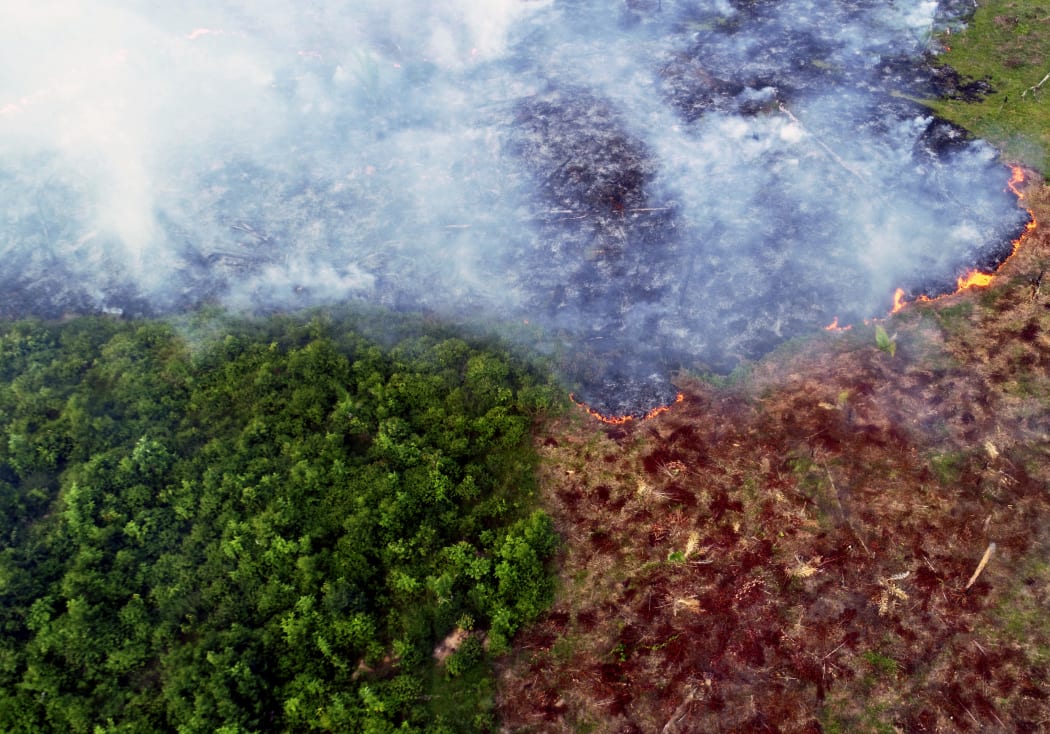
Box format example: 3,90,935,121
496,177,1050,731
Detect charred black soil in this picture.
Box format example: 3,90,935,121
497,178,1050,732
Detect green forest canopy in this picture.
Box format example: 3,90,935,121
0,309,561,733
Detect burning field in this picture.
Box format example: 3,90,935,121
0,0,1031,416
1,2,1048,730
496,177,1050,731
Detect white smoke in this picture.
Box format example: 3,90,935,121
1,1,281,289
0,0,1028,405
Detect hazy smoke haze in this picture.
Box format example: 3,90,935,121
0,0,1028,410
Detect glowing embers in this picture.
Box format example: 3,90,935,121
571,391,684,425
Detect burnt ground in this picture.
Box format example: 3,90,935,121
496,175,1050,732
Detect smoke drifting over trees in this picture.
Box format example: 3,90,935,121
0,1,1028,411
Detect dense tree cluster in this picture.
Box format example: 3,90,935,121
0,310,560,732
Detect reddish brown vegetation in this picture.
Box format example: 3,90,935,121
497,181,1050,732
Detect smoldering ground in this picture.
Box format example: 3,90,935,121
0,0,1029,413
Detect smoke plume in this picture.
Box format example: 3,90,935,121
0,0,1028,412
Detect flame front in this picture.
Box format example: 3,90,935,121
885,165,1035,315
1008,165,1027,200
956,270,994,290
578,167,1033,412
571,392,685,425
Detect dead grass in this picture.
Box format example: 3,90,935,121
496,178,1050,731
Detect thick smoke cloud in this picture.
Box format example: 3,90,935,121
0,0,1028,412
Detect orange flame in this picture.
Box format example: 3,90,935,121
890,288,907,314
956,270,994,290
824,317,852,332
570,392,684,425
888,165,1036,314
1008,165,1027,200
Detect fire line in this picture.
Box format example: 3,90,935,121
880,166,1034,321
570,392,685,425
575,169,1034,423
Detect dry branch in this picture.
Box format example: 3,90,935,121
1022,71,1050,98
777,102,868,184
660,687,698,734
965,542,996,590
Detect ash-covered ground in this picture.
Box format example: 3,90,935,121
0,0,1029,415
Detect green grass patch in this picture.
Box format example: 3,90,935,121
862,650,900,678
992,557,1050,665
820,700,897,734
933,301,975,334
427,659,497,732
929,451,967,484
925,0,1050,171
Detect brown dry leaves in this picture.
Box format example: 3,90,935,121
496,180,1050,731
